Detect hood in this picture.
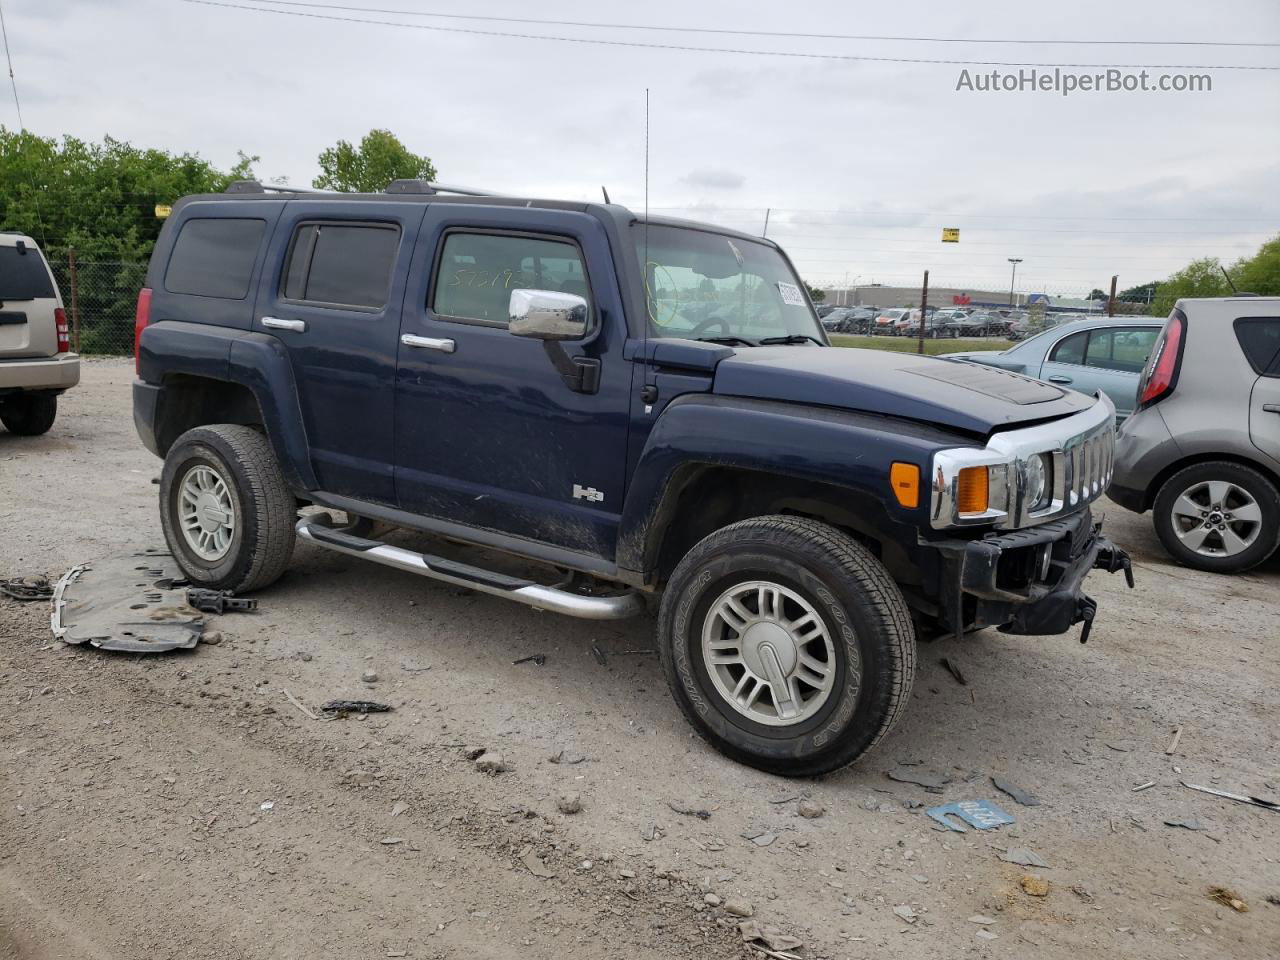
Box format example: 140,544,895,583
712,346,1093,435
939,351,1028,374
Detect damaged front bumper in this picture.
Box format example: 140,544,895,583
934,508,1134,642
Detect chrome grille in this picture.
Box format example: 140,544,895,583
1061,419,1114,511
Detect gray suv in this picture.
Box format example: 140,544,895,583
1110,297,1280,573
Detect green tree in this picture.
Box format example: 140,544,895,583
313,129,436,192
802,280,826,303
1233,234,1280,296
1150,257,1231,317
1087,288,1108,301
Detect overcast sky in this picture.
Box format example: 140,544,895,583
7,0,1280,294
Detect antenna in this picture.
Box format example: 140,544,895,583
601,185,611,204
1219,264,1238,294
642,87,653,401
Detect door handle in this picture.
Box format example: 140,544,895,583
1047,375,1073,384
1264,404,1280,414
262,316,306,333
401,334,456,353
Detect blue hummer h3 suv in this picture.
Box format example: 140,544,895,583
133,180,1132,776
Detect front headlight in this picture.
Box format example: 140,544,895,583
1025,453,1051,512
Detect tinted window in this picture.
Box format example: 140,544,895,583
165,218,265,299
283,223,400,309
1084,327,1158,373
1234,318,1280,376
0,244,55,300
1049,331,1087,365
432,232,590,326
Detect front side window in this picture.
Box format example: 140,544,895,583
282,223,400,310
1234,318,1280,376
635,225,822,343
165,217,265,299
432,232,590,327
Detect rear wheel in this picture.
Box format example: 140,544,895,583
0,393,57,435
1153,461,1280,573
159,424,297,592
658,516,916,777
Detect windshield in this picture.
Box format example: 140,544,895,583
634,225,822,343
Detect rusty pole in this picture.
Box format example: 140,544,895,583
68,247,81,352
1107,274,1118,317
918,269,929,355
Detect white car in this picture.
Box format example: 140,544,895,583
0,233,79,434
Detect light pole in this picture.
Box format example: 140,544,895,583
1007,258,1022,306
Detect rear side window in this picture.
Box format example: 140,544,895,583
1049,331,1087,365
1234,318,1280,376
432,231,590,327
1083,328,1159,373
164,218,265,299
282,223,400,310
0,244,56,300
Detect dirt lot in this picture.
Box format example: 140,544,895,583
2,359,1278,960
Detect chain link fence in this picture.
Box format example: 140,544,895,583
48,258,147,355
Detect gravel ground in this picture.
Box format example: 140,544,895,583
1,358,1278,960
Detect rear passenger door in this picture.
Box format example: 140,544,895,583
1041,326,1159,420
1235,317,1280,466
254,201,426,504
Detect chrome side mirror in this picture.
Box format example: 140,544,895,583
508,289,588,341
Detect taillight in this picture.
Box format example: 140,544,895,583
134,287,153,374
54,307,70,353
1138,311,1185,408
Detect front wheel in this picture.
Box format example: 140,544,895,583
159,424,297,592
1152,461,1280,573
658,516,916,777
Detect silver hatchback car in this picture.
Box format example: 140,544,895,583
1110,297,1280,573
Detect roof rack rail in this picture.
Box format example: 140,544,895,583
224,180,326,194
385,179,506,198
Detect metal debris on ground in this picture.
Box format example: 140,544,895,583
185,588,257,614
892,904,918,924
512,653,546,666
1208,886,1248,912
548,749,588,765
939,656,967,685
1165,726,1183,755
1001,847,1049,868
1,576,53,601
992,776,1041,806
1132,781,1156,792
1163,815,1204,831
589,642,608,665
1181,781,1280,812
738,919,804,955
320,699,392,716
926,799,1015,833
887,766,951,794
51,553,206,653
667,799,712,820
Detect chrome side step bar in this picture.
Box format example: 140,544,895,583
295,517,644,621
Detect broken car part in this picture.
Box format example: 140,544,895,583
185,588,257,614
926,799,1015,832
51,552,205,653
1181,781,1280,813
1,576,53,601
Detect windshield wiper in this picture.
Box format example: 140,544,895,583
694,335,757,347
758,335,824,346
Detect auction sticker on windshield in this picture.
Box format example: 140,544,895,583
776,281,805,306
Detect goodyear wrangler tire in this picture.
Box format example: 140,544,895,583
159,425,296,593
657,516,916,777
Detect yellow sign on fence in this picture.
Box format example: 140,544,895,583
155,204,172,219
941,227,960,243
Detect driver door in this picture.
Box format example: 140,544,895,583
393,205,633,560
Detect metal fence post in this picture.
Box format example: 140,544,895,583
917,270,929,355
68,247,81,352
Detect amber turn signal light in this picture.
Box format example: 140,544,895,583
889,462,920,508
957,466,990,515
